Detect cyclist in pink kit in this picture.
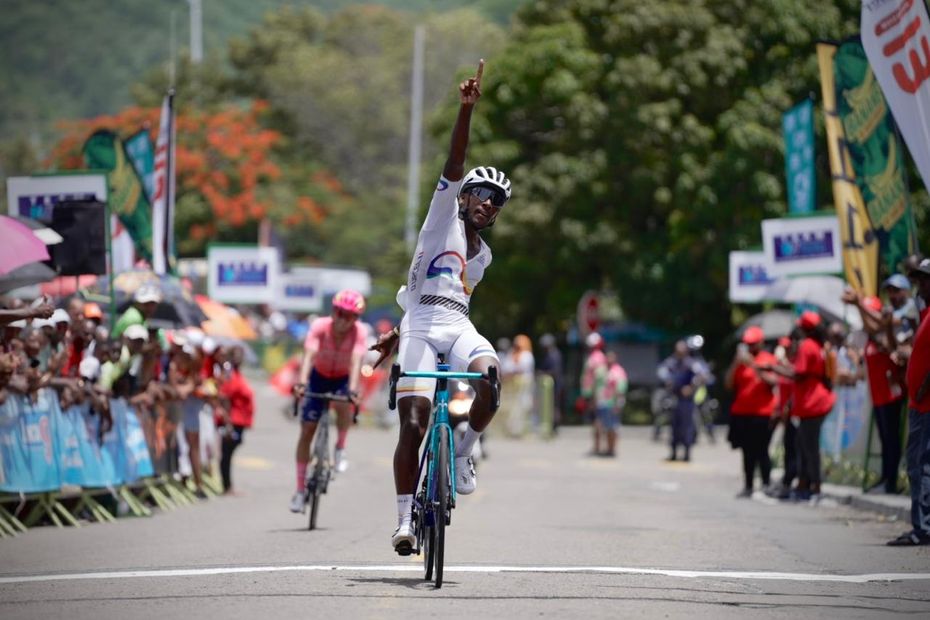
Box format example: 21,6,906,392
289,290,367,512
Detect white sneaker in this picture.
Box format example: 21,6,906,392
334,449,349,473
289,491,305,513
455,455,477,495
392,522,415,554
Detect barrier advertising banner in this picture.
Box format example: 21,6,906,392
833,37,917,274
761,215,843,277
783,99,817,214
862,0,930,191
817,42,880,296
728,251,777,303
208,245,280,305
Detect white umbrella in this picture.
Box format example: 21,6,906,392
761,276,862,330
11,215,63,245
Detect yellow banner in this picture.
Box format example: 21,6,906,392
816,42,878,296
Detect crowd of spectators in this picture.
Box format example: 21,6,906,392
0,286,255,498
725,256,930,546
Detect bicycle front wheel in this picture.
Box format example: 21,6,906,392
308,482,321,530
434,425,450,589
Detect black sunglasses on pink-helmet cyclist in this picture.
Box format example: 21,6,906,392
464,185,506,208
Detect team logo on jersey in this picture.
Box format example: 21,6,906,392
437,179,449,191
426,251,472,295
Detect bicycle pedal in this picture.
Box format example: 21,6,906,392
394,541,414,556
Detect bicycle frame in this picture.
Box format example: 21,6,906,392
407,364,486,521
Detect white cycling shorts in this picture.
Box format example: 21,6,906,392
396,313,499,402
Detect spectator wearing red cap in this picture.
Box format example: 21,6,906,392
888,258,930,545
767,311,835,500
725,326,778,497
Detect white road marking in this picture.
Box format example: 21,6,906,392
2,564,929,585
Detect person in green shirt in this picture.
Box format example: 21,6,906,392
113,285,161,339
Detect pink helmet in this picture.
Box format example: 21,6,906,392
332,289,366,315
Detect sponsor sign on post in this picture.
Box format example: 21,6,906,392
274,266,372,312
207,245,279,305
728,251,777,303
6,173,135,273
761,215,843,277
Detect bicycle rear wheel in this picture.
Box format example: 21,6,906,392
434,425,450,588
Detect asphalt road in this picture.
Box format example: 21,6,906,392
2,376,929,619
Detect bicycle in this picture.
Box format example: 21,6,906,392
292,391,359,531
388,356,500,588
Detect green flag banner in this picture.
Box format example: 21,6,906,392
833,37,917,275
124,129,155,202
83,130,154,262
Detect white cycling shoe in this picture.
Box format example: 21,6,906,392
289,491,305,513
392,522,416,555
455,455,477,495
334,449,349,473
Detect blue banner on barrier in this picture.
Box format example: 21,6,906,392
0,390,157,493
57,403,109,488
115,400,154,481
0,396,32,492
20,391,61,492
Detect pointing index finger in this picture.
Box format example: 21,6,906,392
475,59,484,86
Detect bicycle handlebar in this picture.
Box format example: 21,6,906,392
292,390,360,419
387,364,500,413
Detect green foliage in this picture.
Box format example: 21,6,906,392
445,0,886,349
0,0,525,143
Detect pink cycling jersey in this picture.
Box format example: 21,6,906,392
304,317,367,379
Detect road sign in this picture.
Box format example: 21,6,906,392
577,291,600,336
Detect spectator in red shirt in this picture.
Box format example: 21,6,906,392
218,346,255,495
725,326,777,497
768,311,835,500
889,258,930,546
845,294,906,494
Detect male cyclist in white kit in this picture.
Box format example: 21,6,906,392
371,60,511,554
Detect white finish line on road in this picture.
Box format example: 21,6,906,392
3,564,930,585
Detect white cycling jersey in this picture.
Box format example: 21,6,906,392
395,175,498,401
401,175,492,324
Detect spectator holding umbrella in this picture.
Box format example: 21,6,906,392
725,326,777,497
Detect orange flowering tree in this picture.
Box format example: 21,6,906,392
49,101,349,257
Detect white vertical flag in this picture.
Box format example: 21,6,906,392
862,0,930,190
152,90,176,274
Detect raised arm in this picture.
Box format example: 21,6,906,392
442,60,484,182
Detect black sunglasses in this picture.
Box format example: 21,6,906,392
465,186,506,207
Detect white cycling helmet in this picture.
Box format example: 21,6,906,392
461,166,512,206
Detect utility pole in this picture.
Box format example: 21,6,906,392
189,0,203,64
404,25,425,253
